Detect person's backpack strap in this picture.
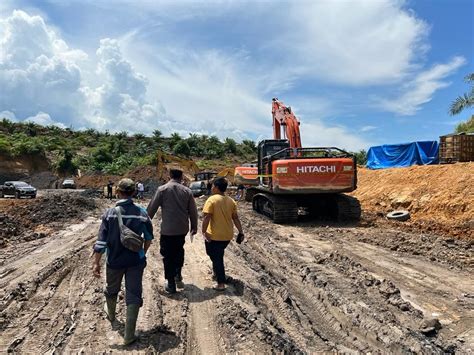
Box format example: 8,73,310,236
114,205,144,253
115,206,124,228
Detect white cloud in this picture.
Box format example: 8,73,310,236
360,126,377,132
0,11,164,134
374,56,466,115
81,38,165,132
115,0,431,87
1,2,459,149
301,121,370,151
122,43,271,139
267,0,430,85
0,10,87,123
25,111,66,128
0,110,17,121
0,8,375,149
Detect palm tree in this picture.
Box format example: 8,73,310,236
449,73,474,115
169,132,182,149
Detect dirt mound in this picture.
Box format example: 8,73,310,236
353,163,473,239
76,165,197,197
0,153,52,185
77,166,161,191
0,194,97,247
76,174,121,189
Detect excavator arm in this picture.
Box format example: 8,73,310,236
272,98,302,149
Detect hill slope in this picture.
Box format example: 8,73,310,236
353,163,473,239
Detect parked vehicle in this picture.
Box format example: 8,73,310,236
62,178,76,189
0,181,37,198
189,181,207,197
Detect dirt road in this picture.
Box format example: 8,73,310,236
1,199,472,353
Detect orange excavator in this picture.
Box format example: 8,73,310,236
234,163,258,186
246,98,361,223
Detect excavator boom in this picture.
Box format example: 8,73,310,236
272,98,302,149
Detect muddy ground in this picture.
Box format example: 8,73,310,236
0,191,97,248
0,191,473,354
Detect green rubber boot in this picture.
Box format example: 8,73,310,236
123,304,140,345
103,296,117,322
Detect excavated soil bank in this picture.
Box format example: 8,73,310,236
353,163,473,239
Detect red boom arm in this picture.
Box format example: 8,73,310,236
272,98,302,149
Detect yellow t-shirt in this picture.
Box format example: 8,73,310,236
203,194,237,241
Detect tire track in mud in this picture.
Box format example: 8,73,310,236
1,203,189,354
0,219,101,353
226,242,361,352
1,198,471,353
278,222,474,349
120,244,188,353
182,240,230,355
214,205,461,353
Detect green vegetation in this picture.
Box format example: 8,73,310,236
352,149,368,166
449,73,474,116
54,149,78,175
454,115,474,134
0,119,257,175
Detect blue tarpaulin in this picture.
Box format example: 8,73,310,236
366,141,439,169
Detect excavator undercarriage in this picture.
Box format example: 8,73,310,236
248,190,361,224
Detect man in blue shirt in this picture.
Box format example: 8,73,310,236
92,178,153,346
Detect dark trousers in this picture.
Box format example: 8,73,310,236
205,240,230,284
104,262,146,306
160,235,186,282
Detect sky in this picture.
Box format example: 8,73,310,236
0,0,473,151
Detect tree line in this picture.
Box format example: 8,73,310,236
0,120,257,175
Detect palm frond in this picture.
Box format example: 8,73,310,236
464,72,474,83
449,94,473,115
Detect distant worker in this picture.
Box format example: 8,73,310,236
107,180,114,199
202,178,244,291
147,169,198,294
235,184,245,201
92,178,154,345
206,180,212,195
137,181,144,200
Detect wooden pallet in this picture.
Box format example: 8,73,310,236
439,133,474,163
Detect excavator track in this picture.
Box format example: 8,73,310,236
252,193,298,224
333,194,361,221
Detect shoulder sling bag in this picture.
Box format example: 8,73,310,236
115,206,144,252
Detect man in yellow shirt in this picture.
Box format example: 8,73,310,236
202,178,244,291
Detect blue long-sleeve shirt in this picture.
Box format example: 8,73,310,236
94,198,154,269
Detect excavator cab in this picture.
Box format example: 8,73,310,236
194,171,217,181
257,139,290,186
